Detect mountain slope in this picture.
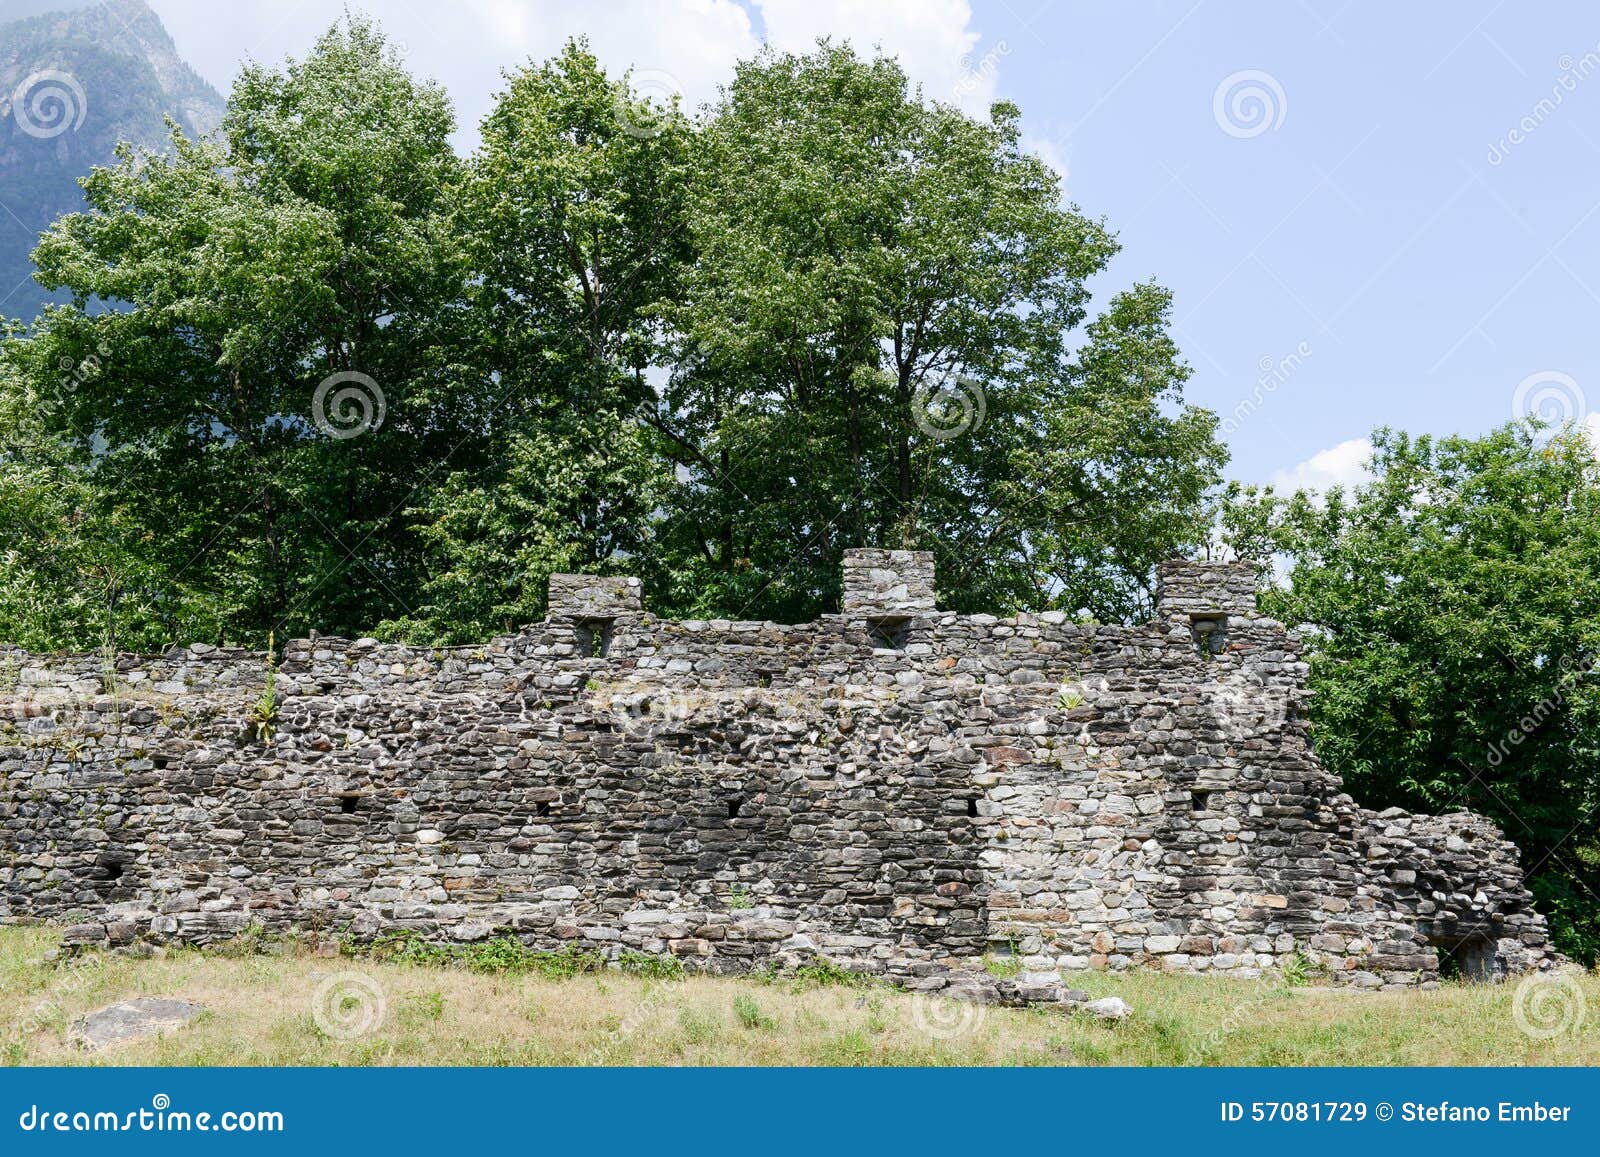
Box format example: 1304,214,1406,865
0,0,225,323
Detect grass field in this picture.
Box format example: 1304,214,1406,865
1,926,1595,1066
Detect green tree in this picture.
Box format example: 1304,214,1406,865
9,16,468,646
653,42,1225,620
1222,425,1600,961
0,340,220,651
379,41,681,641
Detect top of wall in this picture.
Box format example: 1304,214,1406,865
0,550,1271,701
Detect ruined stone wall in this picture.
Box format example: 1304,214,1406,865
0,552,1550,998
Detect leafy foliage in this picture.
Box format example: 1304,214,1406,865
652,43,1222,620
0,23,1222,648
1219,425,1600,961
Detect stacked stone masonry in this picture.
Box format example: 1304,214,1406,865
0,551,1550,1001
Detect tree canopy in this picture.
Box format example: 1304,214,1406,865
3,12,1598,962
1218,425,1600,961
0,19,1225,646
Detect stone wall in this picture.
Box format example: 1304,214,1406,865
0,551,1550,998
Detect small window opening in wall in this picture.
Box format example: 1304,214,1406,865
1189,614,1228,658
727,796,744,819
867,617,910,650
536,800,552,818
756,672,774,688
574,618,615,658
966,797,980,818
1432,935,1498,983
98,859,124,881
1191,791,1210,813
339,795,359,815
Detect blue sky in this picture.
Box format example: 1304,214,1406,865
38,0,1600,488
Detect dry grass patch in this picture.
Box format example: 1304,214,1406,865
1,927,1595,1066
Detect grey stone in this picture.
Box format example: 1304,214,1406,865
0,549,1552,1001
70,998,205,1050
1079,996,1133,1020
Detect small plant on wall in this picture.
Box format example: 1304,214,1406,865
248,632,281,745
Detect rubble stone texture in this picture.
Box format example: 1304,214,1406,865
0,551,1550,999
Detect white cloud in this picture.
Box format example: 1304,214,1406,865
149,0,757,143
1270,437,1373,493
1021,134,1069,185
754,0,999,115
147,0,1002,143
